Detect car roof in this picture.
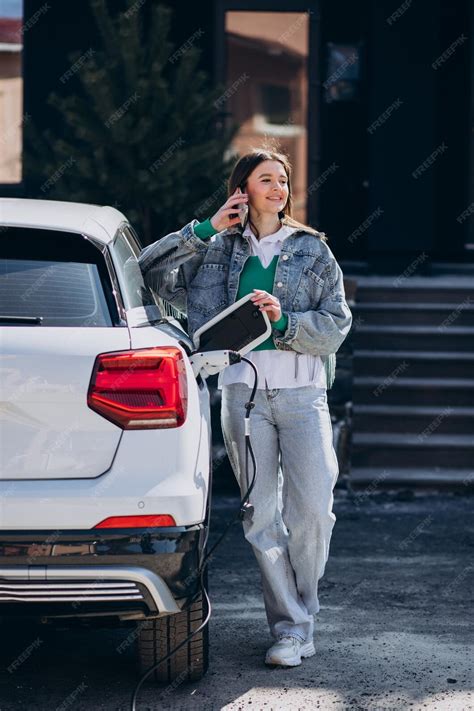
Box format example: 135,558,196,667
0,198,128,244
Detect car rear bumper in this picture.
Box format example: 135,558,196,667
0,525,206,621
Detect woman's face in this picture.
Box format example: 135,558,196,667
244,160,289,217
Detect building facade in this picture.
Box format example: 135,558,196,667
1,0,472,270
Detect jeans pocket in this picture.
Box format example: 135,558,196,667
311,386,328,402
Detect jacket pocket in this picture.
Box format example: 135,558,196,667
188,262,229,316
294,265,326,309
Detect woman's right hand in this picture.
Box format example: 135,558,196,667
210,188,248,232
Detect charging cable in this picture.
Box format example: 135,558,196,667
131,353,258,710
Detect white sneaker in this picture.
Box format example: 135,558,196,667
265,635,316,667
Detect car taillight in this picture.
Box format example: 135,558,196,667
94,515,176,529
87,347,188,429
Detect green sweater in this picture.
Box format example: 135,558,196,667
193,218,288,349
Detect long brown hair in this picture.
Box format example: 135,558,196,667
227,147,327,242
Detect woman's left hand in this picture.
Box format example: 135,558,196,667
250,289,282,323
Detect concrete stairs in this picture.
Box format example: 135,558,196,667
349,276,474,487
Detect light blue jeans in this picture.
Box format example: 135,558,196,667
220,381,339,643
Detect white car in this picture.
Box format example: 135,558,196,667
0,198,212,683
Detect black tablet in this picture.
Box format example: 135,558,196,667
192,293,272,353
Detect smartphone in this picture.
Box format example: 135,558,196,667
231,185,248,226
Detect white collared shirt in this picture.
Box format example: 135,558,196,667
242,222,296,267
217,223,326,390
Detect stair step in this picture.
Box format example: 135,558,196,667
353,404,474,434
353,376,474,406
354,432,474,446
342,262,474,277
353,350,474,379
349,467,474,487
353,325,474,351
357,288,474,304
353,276,474,304
355,302,474,326
352,433,474,468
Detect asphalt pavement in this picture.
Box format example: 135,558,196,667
0,487,472,710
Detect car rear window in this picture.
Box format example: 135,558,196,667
0,227,119,327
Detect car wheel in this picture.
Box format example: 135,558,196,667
136,578,209,684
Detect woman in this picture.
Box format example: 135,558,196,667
138,148,352,668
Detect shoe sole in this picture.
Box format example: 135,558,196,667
301,640,316,658
265,654,301,667
265,640,316,667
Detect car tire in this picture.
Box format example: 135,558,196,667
136,576,209,684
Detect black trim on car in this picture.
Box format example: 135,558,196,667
0,525,206,619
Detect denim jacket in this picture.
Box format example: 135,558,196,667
138,220,353,389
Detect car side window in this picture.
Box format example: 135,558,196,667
116,224,186,325
112,226,156,309
121,224,142,258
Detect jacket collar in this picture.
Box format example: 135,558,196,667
225,221,309,240
242,222,300,245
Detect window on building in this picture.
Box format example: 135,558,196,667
0,0,23,184
223,11,309,223
260,84,292,125
324,43,361,103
